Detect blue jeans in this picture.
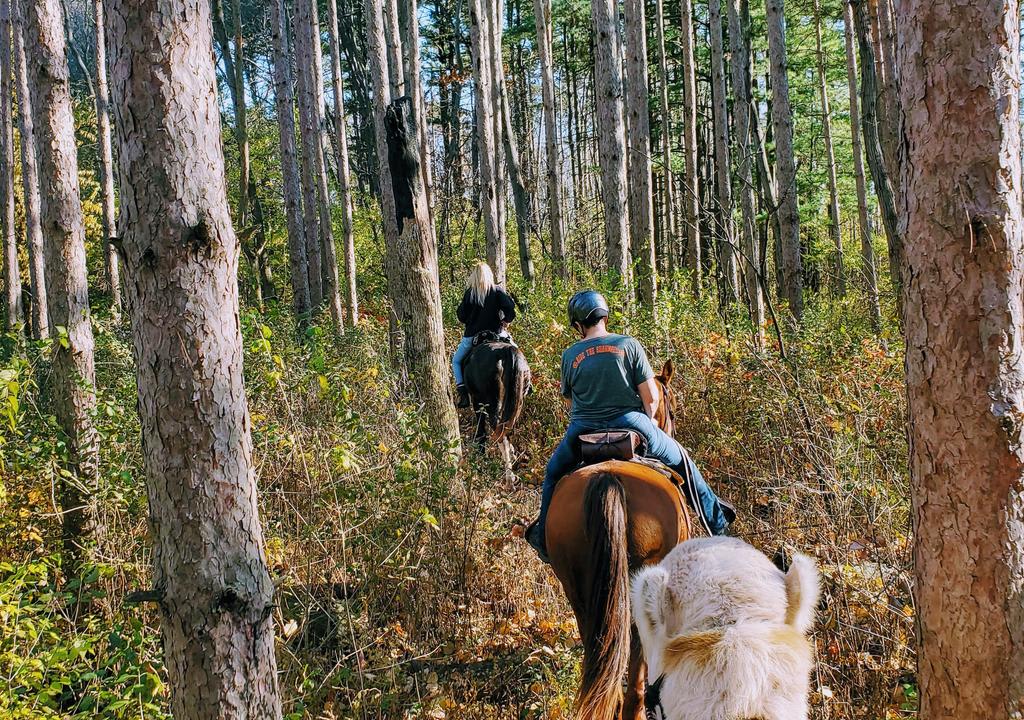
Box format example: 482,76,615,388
451,336,473,386
537,411,729,540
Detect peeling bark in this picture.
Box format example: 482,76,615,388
105,0,283,714
897,0,1024,713
24,0,100,577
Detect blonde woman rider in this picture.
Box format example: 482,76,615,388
453,261,517,407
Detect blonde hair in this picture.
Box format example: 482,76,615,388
467,261,495,305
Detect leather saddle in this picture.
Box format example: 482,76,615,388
578,429,647,463
577,431,714,535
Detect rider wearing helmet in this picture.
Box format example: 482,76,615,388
525,290,734,562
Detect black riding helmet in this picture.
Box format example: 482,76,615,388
567,290,610,328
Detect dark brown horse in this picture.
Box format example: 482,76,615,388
462,333,532,477
545,361,689,720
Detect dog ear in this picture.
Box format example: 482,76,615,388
784,553,821,635
631,566,669,633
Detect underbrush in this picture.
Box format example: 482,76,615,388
0,277,913,719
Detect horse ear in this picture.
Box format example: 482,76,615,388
661,359,674,385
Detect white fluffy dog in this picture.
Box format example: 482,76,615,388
631,537,820,720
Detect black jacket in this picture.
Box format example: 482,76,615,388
457,287,516,337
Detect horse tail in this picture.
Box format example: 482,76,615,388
492,346,529,441
576,472,631,720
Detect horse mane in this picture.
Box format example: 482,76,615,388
575,472,631,720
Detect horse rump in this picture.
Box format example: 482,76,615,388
492,344,530,441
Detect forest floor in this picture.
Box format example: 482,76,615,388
0,278,916,719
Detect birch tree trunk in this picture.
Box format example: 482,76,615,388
843,0,880,330
591,0,630,281
11,0,46,338
623,0,655,305
106,0,283,712
728,0,764,345
326,0,358,324
271,0,311,325
469,0,505,283
533,0,564,277
91,0,120,319
365,0,460,449
24,0,99,577
709,0,737,302
814,0,843,297
765,0,802,320
653,0,675,278
897,0,1024,713
0,0,21,330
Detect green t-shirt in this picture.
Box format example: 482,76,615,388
560,333,654,422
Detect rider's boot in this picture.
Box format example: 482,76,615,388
525,520,550,564
456,384,470,408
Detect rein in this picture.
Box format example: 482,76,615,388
645,674,666,720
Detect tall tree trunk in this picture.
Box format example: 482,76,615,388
11,0,46,338
843,0,880,330
400,0,434,214
232,0,248,226
365,0,460,448
709,0,737,303
680,0,701,296
469,0,505,283
873,0,900,210
0,0,21,330
499,79,535,283
299,0,344,331
623,0,655,306
728,0,764,345
533,0,564,277
106,0,283,713
92,0,120,319
293,0,323,309
653,0,675,279
814,0,843,297
24,0,99,577
326,0,359,325
382,0,404,98
488,0,508,282
271,0,311,326
765,0,802,320
897,0,1024,714
591,0,630,281
852,0,902,299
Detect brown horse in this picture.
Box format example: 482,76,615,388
545,361,690,720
